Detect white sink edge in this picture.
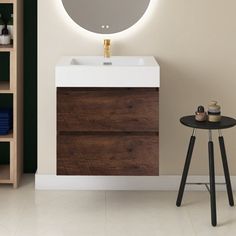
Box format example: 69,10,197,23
56,56,160,88
57,56,160,67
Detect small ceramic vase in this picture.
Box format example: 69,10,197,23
208,101,221,122
0,24,11,45
195,106,207,122
0,35,11,45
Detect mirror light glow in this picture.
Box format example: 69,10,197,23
56,0,159,40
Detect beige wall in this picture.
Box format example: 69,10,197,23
38,0,236,175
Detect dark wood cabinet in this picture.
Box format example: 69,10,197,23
57,88,159,132
57,133,158,176
57,88,159,176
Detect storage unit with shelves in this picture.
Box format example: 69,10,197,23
0,0,23,187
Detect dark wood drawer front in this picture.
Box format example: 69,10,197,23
57,88,159,132
57,133,159,176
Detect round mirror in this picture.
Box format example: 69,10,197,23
61,0,151,34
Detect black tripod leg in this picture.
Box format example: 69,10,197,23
219,133,234,206
208,130,217,227
176,130,196,207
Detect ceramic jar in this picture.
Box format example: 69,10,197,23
208,101,221,122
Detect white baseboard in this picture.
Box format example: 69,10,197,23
35,174,236,191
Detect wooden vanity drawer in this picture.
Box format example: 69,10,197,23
57,133,159,176
57,88,159,132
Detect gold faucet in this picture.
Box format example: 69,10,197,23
104,39,111,58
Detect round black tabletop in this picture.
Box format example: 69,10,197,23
180,116,236,130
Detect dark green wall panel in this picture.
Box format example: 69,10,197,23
23,0,37,173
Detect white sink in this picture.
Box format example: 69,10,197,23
56,56,160,87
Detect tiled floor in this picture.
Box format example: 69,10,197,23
0,175,236,236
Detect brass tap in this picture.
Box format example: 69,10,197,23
104,39,111,58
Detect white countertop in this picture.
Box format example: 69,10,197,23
56,56,160,88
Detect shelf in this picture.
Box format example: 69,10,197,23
0,0,14,3
0,45,14,52
0,130,13,142
0,165,11,183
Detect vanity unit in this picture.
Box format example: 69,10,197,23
56,56,160,176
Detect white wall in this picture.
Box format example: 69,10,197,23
38,0,236,175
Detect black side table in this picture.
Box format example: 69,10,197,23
176,116,236,227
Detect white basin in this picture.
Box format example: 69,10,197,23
56,56,160,87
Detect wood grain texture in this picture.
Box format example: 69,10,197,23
57,133,159,176
57,88,159,132
0,0,23,187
